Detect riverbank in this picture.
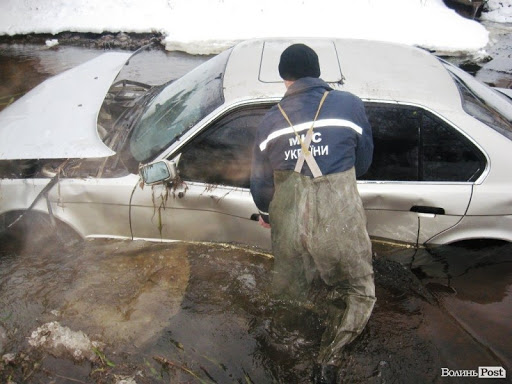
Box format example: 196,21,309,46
0,19,511,89
0,31,162,51
0,0,494,55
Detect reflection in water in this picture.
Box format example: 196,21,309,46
0,45,102,111
410,242,512,297
379,241,512,375
0,44,208,113
409,242,512,372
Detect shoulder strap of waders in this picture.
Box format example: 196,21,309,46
278,90,329,178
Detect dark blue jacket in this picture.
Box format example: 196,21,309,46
250,77,373,223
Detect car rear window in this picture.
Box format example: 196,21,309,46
442,61,512,141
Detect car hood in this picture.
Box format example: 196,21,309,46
0,51,132,160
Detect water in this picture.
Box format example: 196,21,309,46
379,242,512,374
0,235,312,382
0,234,510,383
0,43,210,111
475,21,512,88
0,40,511,383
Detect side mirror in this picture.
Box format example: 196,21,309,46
139,159,178,185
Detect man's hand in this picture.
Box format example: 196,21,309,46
259,216,271,229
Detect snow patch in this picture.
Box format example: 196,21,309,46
238,273,257,290
45,39,59,47
28,321,102,362
481,0,512,23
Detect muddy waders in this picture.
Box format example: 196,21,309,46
270,95,376,383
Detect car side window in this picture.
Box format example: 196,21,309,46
421,112,485,181
360,105,419,181
178,106,271,188
361,103,485,182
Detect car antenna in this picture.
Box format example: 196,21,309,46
125,41,157,66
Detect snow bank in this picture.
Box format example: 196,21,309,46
0,0,500,55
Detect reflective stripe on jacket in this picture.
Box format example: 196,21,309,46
250,77,373,222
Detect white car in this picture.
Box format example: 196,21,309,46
1,38,511,250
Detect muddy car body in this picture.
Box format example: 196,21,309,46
1,38,511,250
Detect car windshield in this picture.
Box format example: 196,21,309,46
129,49,231,162
442,61,512,141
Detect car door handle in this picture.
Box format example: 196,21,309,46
250,213,260,221
410,206,445,215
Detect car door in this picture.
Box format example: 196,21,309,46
130,101,486,249
47,174,140,239
359,103,486,246
129,105,273,249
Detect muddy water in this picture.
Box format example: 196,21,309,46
0,235,510,383
0,40,512,383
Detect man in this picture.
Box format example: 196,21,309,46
250,43,376,384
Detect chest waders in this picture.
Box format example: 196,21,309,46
270,92,376,368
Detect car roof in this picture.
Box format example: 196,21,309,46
223,38,462,111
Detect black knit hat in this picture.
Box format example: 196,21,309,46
278,43,321,81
